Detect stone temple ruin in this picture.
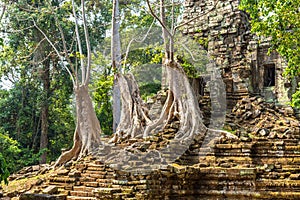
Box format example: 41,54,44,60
1,0,300,200
183,0,299,108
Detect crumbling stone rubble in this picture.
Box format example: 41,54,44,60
226,96,300,140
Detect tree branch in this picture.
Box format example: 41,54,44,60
82,0,92,85
29,51,55,65
146,0,173,42
72,0,85,84
150,1,182,8
19,37,46,59
0,25,35,34
160,0,169,55
33,20,76,86
181,43,203,62
123,19,155,68
45,0,77,84
56,17,76,80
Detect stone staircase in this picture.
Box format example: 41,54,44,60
14,135,300,200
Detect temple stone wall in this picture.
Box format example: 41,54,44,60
182,0,291,107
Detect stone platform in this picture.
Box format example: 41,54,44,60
8,136,300,200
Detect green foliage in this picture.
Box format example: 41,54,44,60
18,148,48,167
132,62,162,100
0,71,74,167
0,126,46,172
177,55,200,78
90,52,113,135
0,84,40,149
239,0,300,108
121,8,154,30
0,153,9,185
124,46,163,68
48,71,74,161
197,37,208,50
92,75,114,135
140,82,161,100
291,87,300,108
0,87,50,171
0,128,21,173
0,0,110,169
125,46,162,99
149,47,164,65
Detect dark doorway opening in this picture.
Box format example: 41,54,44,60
264,64,275,87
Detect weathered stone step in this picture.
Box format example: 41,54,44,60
253,157,300,165
19,193,66,200
258,172,290,179
49,177,77,183
148,179,254,187
197,167,256,179
80,173,109,179
74,163,87,170
86,165,114,172
73,186,94,192
78,177,96,183
251,153,300,157
150,190,300,199
252,146,293,151
113,193,134,198
82,171,115,176
214,152,251,157
256,180,300,190
81,182,98,187
152,189,261,198
258,191,300,199
93,188,122,195
281,167,300,173
86,166,106,171
251,150,300,156
70,190,94,197
66,196,97,200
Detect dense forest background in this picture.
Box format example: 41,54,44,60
0,0,170,178
0,0,299,184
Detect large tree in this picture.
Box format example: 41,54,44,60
50,0,103,165
239,0,300,108
1,0,112,166
143,0,210,140
108,0,236,148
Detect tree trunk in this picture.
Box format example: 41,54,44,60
33,28,51,164
143,60,206,137
39,60,50,164
109,73,151,143
112,0,122,132
40,105,48,164
113,80,121,132
55,84,102,166
143,60,237,144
